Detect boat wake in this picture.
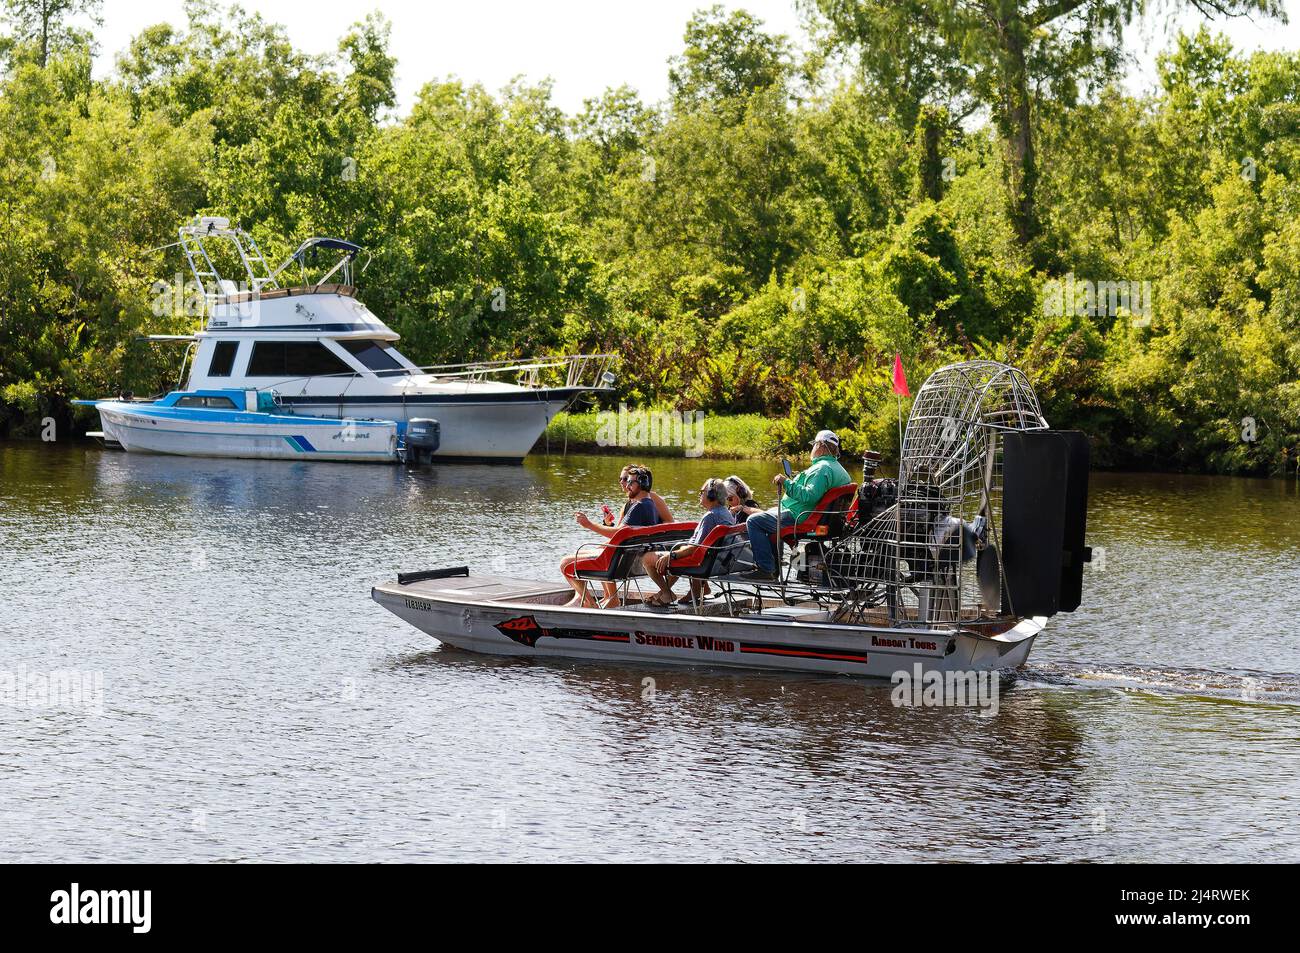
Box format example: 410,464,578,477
1015,661,1300,705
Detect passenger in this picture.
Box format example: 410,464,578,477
595,464,677,608
723,475,760,573
723,475,761,523
740,429,852,581
642,478,735,606
561,464,662,609
619,463,673,524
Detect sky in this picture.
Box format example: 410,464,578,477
86,0,1300,116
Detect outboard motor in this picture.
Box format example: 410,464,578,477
404,418,440,466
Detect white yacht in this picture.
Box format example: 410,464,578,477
135,217,614,462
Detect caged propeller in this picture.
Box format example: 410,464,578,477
826,360,1090,628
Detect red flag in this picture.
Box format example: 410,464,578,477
891,353,910,397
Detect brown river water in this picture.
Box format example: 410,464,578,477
1,443,1297,862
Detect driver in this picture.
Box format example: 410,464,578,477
740,430,851,581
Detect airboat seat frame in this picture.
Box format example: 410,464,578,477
664,523,750,579
567,522,698,583
778,482,859,546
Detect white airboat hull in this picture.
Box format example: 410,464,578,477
372,575,1041,679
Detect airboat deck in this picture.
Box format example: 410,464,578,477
372,570,1044,679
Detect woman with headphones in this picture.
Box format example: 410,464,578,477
641,477,736,607
723,475,761,523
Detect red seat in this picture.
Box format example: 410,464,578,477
568,522,697,581
665,523,749,578
779,483,858,544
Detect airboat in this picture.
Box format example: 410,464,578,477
373,361,1092,678
79,216,615,463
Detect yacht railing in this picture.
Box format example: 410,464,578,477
179,216,279,315
410,354,618,389
238,353,619,394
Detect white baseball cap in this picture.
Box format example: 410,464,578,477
811,429,840,448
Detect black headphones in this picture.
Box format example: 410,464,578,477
702,480,723,503
627,466,651,491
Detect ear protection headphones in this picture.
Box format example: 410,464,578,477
627,466,651,491
702,479,723,503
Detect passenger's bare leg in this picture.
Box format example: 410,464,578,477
677,578,707,605
560,557,597,607
641,551,675,604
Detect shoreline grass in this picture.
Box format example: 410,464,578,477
534,410,776,459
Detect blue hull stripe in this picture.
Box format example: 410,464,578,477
107,422,386,454
97,406,393,427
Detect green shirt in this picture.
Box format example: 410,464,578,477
778,454,852,522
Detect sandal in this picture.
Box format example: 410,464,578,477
646,591,676,607
676,581,710,604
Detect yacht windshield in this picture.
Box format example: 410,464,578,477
339,339,409,376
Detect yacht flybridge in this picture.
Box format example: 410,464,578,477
83,216,614,462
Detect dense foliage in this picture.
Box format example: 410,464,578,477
1,0,1297,473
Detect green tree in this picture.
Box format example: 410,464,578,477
668,5,792,114
802,0,1285,257
339,12,396,122
1,0,101,67
909,103,950,202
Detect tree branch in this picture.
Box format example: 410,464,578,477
1184,0,1280,20
1027,0,1090,29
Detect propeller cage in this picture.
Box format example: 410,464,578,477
825,360,1066,628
